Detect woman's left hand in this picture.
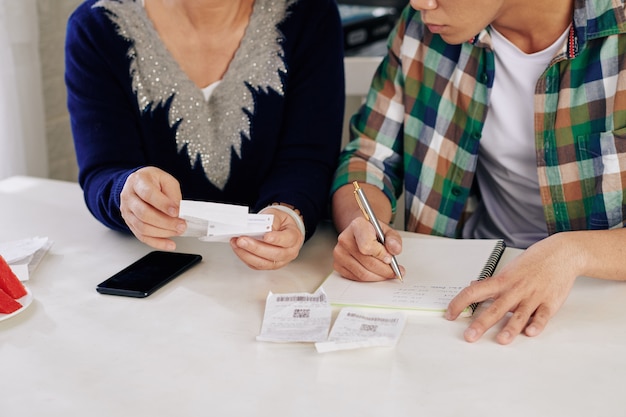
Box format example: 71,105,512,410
229,207,304,270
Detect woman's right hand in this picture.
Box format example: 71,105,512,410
120,167,187,250
332,216,404,282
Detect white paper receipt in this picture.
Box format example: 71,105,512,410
178,200,273,242
315,308,407,353
256,288,332,343
0,236,52,281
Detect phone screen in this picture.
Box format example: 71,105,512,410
96,251,202,298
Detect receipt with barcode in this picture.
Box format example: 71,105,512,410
315,308,406,353
256,288,331,343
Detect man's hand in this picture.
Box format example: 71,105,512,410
333,216,404,281
445,233,581,344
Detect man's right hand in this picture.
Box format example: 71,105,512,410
331,183,404,281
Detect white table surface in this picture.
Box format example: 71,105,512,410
1,176,625,417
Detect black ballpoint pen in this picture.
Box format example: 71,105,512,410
352,181,403,282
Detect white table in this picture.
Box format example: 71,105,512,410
1,176,624,417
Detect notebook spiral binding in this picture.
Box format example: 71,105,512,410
468,239,506,314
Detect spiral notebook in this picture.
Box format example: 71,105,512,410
320,236,506,317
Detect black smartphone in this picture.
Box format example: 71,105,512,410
96,251,202,298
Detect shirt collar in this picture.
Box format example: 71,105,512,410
467,0,626,58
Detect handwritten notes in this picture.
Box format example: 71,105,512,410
321,237,505,316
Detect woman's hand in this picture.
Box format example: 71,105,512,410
120,167,187,250
229,207,304,270
333,216,404,282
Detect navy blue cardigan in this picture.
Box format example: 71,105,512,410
65,0,345,240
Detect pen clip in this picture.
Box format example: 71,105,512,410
353,182,370,221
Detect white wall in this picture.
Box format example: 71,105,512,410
38,0,81,182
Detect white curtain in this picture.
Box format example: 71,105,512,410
0,0,48,180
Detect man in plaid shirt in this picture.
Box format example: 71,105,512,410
331,0,626,344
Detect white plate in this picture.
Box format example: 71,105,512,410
0,287,33,322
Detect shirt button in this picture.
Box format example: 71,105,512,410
451,188,462,196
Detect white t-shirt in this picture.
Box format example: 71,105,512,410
201,81,221,101
462,26,569,249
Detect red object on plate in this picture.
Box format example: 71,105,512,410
0,288,22,314
0,255,27,299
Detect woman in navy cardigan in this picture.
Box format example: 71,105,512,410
65,0,345,269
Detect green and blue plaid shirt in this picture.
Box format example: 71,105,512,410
332,0,626,238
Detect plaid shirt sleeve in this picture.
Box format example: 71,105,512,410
331,7,490,236
331,7,410,215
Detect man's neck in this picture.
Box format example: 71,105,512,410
491,0,574,54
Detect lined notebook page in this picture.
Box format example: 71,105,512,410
321,237,505,316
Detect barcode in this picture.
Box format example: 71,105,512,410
347,312,399,324
293,309,310,318
276,294,327,303
360,324,378,332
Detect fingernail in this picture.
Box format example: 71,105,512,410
464,328,477,341
176,222,186,232
168,207,177,216
499,330,511,342
383,255,391,264
526,325,537,336
388,237,401,251
444,310,452,320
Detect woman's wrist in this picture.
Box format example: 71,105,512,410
261,202,305,239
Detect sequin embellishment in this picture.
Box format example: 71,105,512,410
94,0,295,189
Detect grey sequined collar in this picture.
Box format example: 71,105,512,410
94,0,295,189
